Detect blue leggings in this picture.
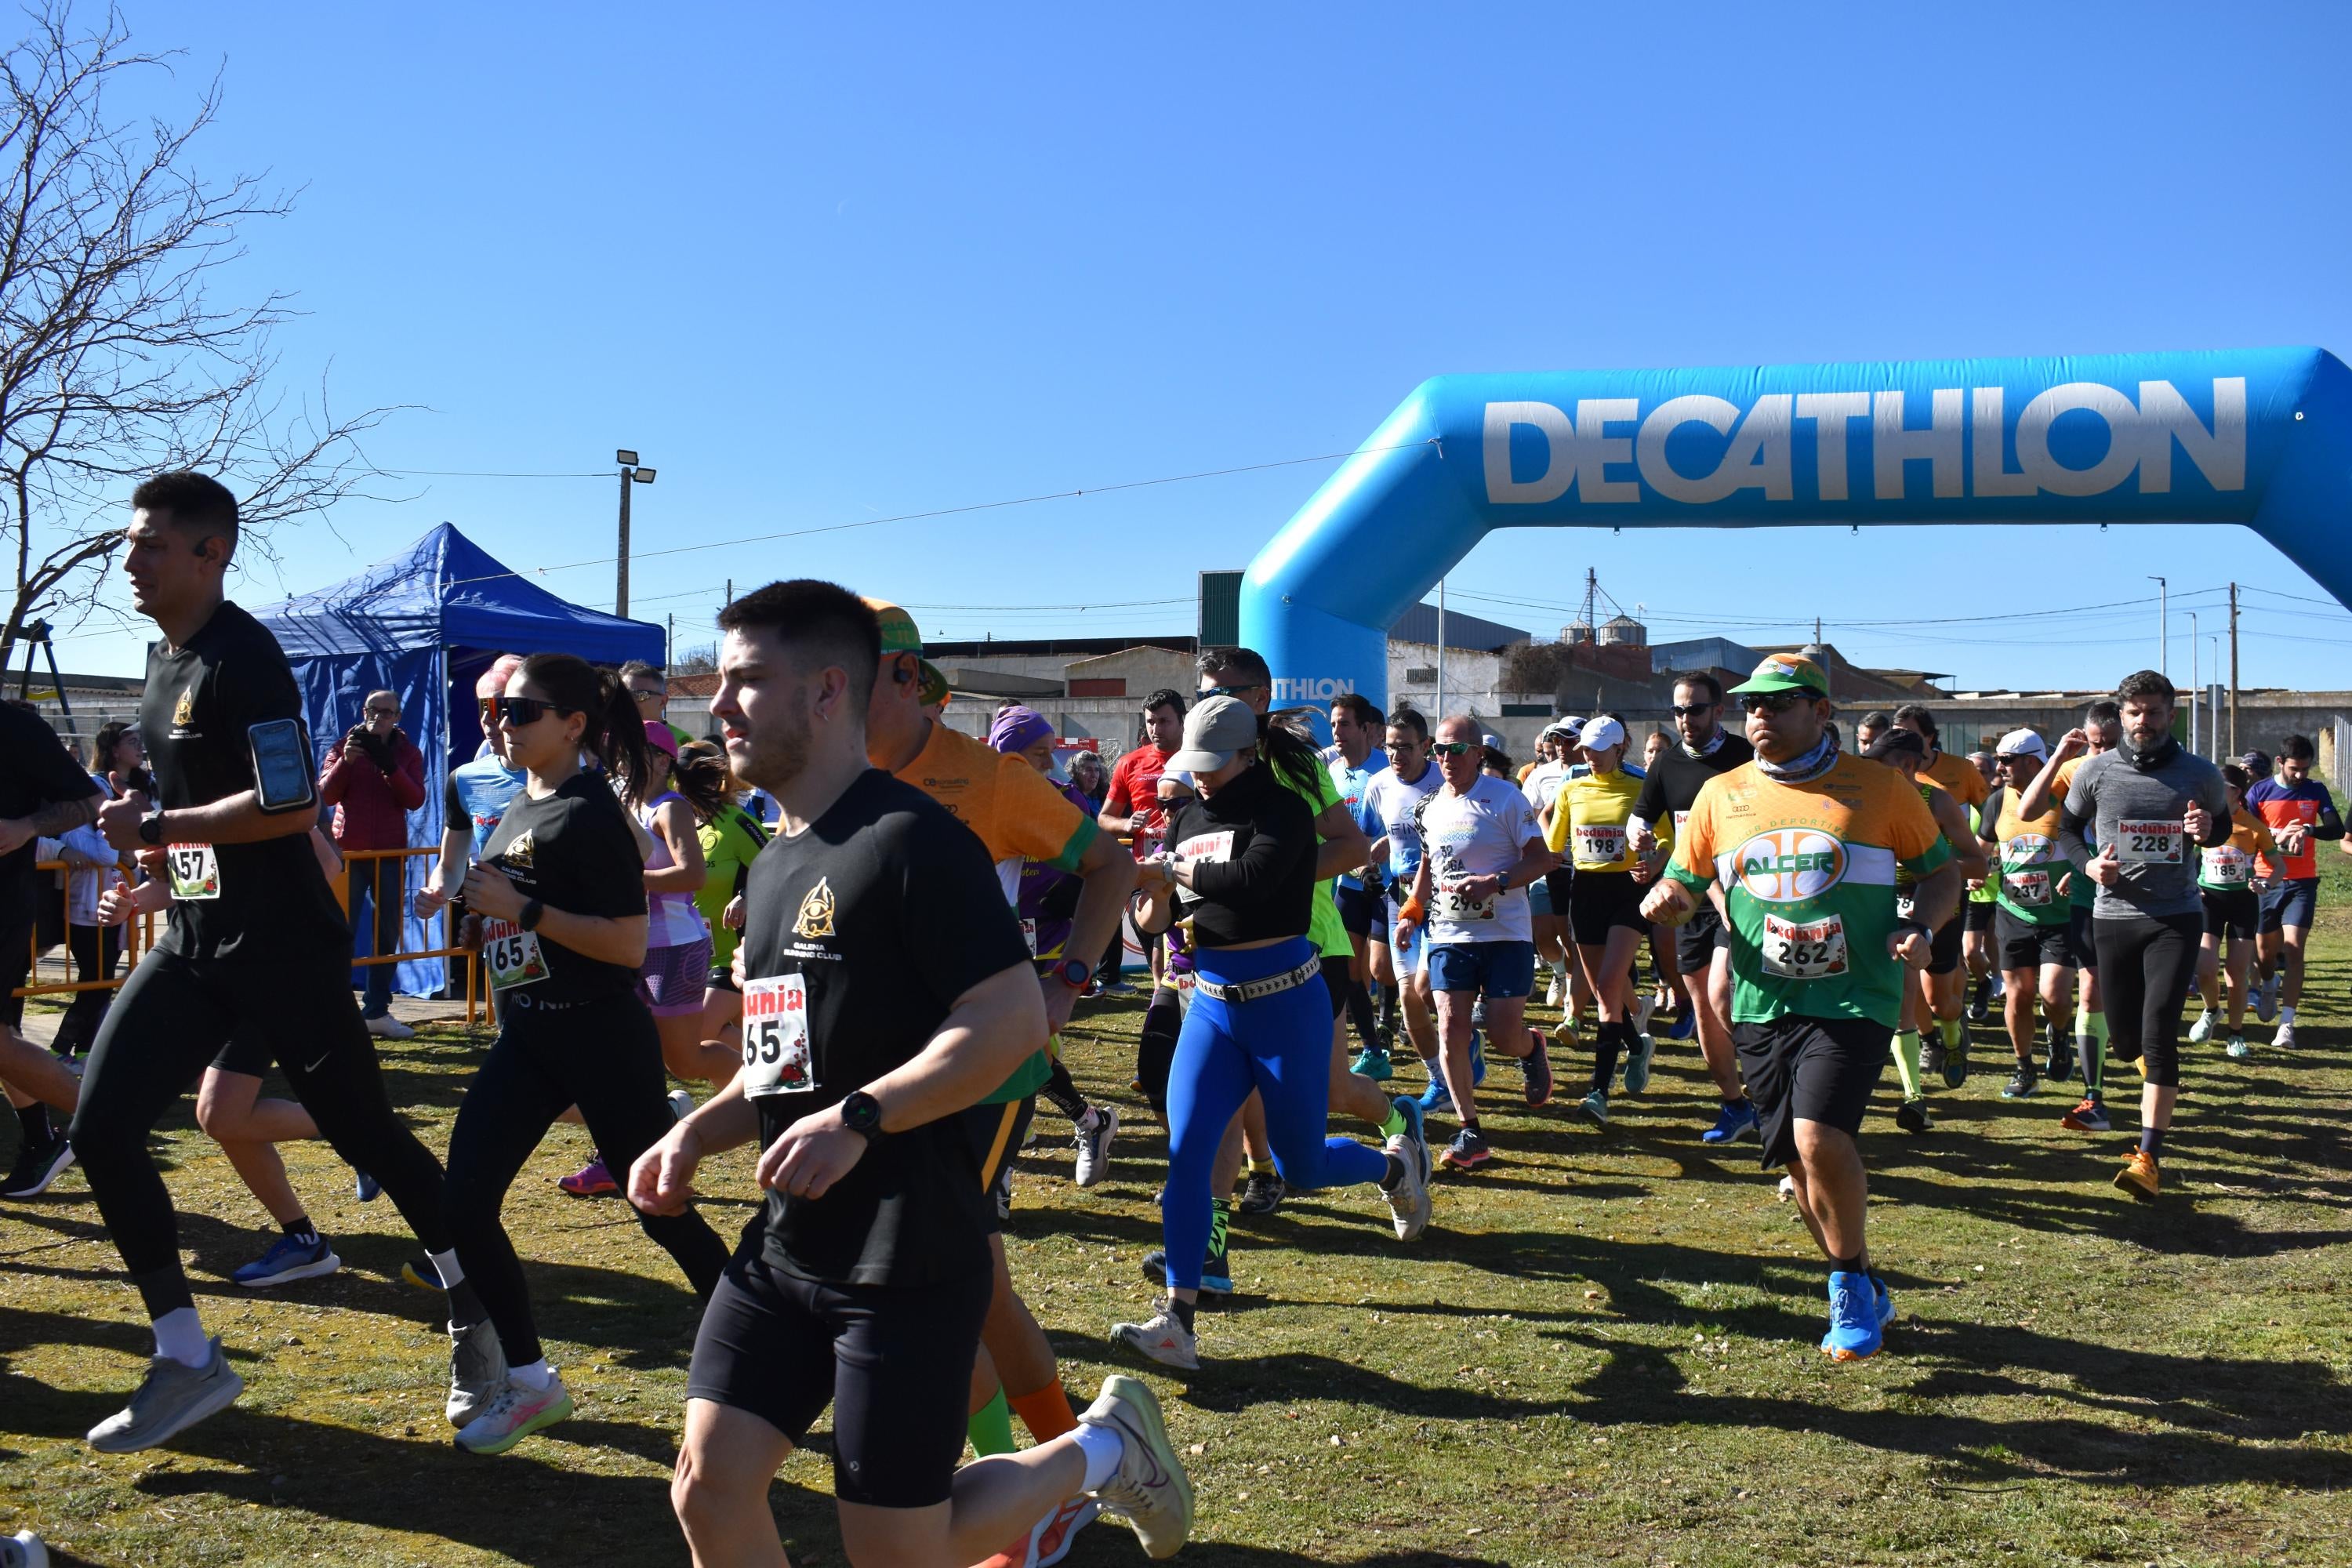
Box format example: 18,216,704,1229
1164,937,1388,1290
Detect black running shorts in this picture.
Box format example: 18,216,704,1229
1964,899,1996,934
1673,902,1730,978
1994,907,2074,972
1542,868,1575,914
1925,911,1965,976
2067,902,2100,971
1733,1014,1891,1169
1319,953,1353,1022
958,1096,1035,1231
1568,869,1647,948
685,1248,992,1509
2201,887,2259,942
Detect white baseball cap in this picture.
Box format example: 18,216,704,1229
1578,716,1628,752
1994,728,2049,761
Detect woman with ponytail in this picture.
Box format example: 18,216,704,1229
440,654,731,1454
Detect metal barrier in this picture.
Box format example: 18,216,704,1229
14,844,483,1027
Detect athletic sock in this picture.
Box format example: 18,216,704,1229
1346,980,1381,1054
2081,1014,2107,1097
281,1216,320,1247
1168,1297,1197,1334
1007,1382,1078,1443
1380,1152,1405,1191
967,1388,1018,1457
430,1248,487,1324
507,1358,554,1392
1379,1104,1406,1139
2281,1004,2298,1026
14,1101,51,1145
1589,1022,1624,1093
1890,1030,1923,1099
1247,1158,1276,1178
1830,1252,1867,1276
1939,1017,1962,1054
1377,985,1399,1034
2140,1125,2167,1159
152,1307,210,1369
1040,1054,1088,1122
1073,1415,1126,1491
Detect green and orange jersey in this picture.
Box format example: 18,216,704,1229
1922,748,1989,812
1978,786,2078,927
1667,753,1949,1029
2198,809,2275,892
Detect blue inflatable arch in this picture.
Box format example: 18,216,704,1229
1239,347,2350,710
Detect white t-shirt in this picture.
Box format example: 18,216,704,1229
1411,773,1543,946
1523,759,1569,816
1361,761,1443,884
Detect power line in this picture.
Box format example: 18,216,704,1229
378,468,611,479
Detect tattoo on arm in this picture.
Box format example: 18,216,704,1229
27,793,100,837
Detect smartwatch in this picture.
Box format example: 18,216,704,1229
138,812,165,846
1054,957,1093,992
519,898,546,932
840,1090,884,1142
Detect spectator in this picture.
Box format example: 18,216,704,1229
621,659,694,750
1069,748,1109,810
318,688,426,1037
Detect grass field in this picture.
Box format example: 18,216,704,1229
6,868,2352,1566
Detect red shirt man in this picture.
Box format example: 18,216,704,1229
1099,690,1186,857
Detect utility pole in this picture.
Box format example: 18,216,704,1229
615,449,657,617
666,612,674,667
2228,581,2240,755
2188,611,2200,754
2147,575,2166,680
725,578,732,611
1436,576,1447,717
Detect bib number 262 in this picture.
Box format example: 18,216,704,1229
1761,913,1848,979
740,975,812,1098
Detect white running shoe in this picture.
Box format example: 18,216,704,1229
1110,1308,1200,1372
446,1317,509,1428
666,1089,695,1121
87,1337,244,1452
1073,1105,1119,1189
1382,1120,1432,1242
454,1371,573,1454
1777,1174,1798,1200
2275,1020,2299,1051
365,1014,416,1040
1080,1374,1195,1559
2187,1011,2215,1044
1546,975,1566,1009
1632,993,1657,1040
6,1530,49,1568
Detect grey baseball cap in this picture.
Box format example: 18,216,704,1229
1167,695,1261,773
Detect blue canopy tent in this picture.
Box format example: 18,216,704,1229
252,523,666,996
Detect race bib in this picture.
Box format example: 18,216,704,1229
2201,845,2252,887
1020,918,1038,956
480,918,547,990
165,844,220,901
1176,830,1235,863
739,974,813,1098
2116,818,2184,864
1573,823,1628,864
1761,912,1847,979
1672,810,1690,837
2003,869,2053,906
1894,892,1916,923
1435,885,1498,922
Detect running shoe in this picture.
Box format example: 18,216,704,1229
1662,1008,1696,1041
1236,1169,1286,1216
2275,1020,2299,1051
1,1135,74,1200
1414,1076,1455,1116
5,1529,47,1568
1383,1095,1432,1242
1965,975,1991,1022
1940,1030,1969,1090
1110,1308,1200,1372
1521,1033,1553,1109
401,1254,445,1291
557,1156,617,1199
2060,1096,2111,1133
1349,1046,1393,1081
1578,1089,1610,1127
2000,1066,2039,1100
1546,975,1566,1009
354,1167,381,1203
2225,1035,2249,1060
1777,1174,1797,1200
2045,1027,2074,1084
1142,1247,1232,1297
1080,1374,1195,1559
1471,996,1488,1032
1073,1105,1119,1189
1439,1127,1493,1171
455,1372,573,1454
1894,1098,1933,1135
2187,1010,2216,1044
979,1497,1103,1568
446,1316,509,1427
2113,1149,2161,1200
86,1337,244,1453
1098,978,1139,996
2256,975,2279,1022
1820,1271,1882,1362
1700,1100,1759,1145
1623,1030,1656,1095
1871,1273,1896,1329
364,1014,416,1040
667,1089,696,1121
1468,1033,1487,1086
232,1233,341,1288
1920,1031,1947,1084
1549,1015,1581,1050
1632,993,1657,1040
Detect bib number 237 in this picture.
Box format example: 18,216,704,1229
740,975,813,1098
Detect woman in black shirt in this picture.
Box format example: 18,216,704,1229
1111,696,1432,1371
441,653,729,1454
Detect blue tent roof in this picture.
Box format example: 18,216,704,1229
254,521,662,665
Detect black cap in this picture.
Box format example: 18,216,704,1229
1863,729,1928,763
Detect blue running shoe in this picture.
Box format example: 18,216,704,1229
1871,1272,1896,1329
1351,1047,1393,1082
1415,1075,1455,1116
354,1167,381,1203
1468,1032,1487,1087
1700,1100,1759,1145
1821,1271,1882,1361
234,1232,341,1288
1664,1009,1696,1041
1142,1247,1232,1296
1392,1093,1428,1168
1521,1032,1553,1108
1623,1031,1656,1094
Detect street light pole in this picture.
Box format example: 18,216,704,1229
2188,610,2200,754
2147,575,2166,681
615,449,658,618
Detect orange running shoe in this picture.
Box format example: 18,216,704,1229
2113,1149,2160,1200
2060,1097,2111,1133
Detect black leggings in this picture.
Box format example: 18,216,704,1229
69,945,455,1319
441,990,728,1367
2091,912,2203,1090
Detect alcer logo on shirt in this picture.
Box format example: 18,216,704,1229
1734,828,1846,902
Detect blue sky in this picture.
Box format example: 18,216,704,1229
42,2,2352,690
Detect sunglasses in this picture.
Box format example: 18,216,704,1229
629,687,664,702
1430,741,1472,757
481,695,569,727
1669,702,1717,717
1739,690,1814,716
1200,682,1265,699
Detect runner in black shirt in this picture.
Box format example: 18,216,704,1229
629,580,1191,1566
71,474,467,1454
0,701,101,1195
437,652,731,1454
1628,673,1759,1145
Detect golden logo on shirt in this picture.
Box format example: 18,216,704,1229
793,876,837,940
501,829,535,870
172,686,194,727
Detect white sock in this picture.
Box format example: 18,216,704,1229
430,1247,466,1287
508,1358,554,1391
1073,1417,1124,1491
152,1307,211,1369
2281,1005,2297,1025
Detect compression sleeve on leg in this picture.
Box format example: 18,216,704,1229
967,1387,1018,1457
1890,1029,1923,1100
2082,1011,2107,1097
1007,1381,1079,1443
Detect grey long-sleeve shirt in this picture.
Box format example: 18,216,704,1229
2059,745,2231,922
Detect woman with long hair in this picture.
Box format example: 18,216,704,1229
442,654,731,1454
678,740,769,1056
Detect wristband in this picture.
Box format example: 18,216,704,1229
519,898,546,932
1893,919,1933,943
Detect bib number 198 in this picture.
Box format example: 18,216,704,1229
740,975,812,1098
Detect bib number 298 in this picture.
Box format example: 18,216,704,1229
740,975,812,1098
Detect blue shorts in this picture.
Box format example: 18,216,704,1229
1428,939,1536,1000
1526,877,1554,918
2259,878,2318,934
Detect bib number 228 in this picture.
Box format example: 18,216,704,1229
740,975,812,1098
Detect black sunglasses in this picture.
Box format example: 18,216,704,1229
1739,691,1813,716
1200,682,1265,699
483,695,569,727
1669,702,1718,717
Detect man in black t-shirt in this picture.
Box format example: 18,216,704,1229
0,702,102,1195
68,473,468,1455
629,579,1192,1566
1628,672,1759,1145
